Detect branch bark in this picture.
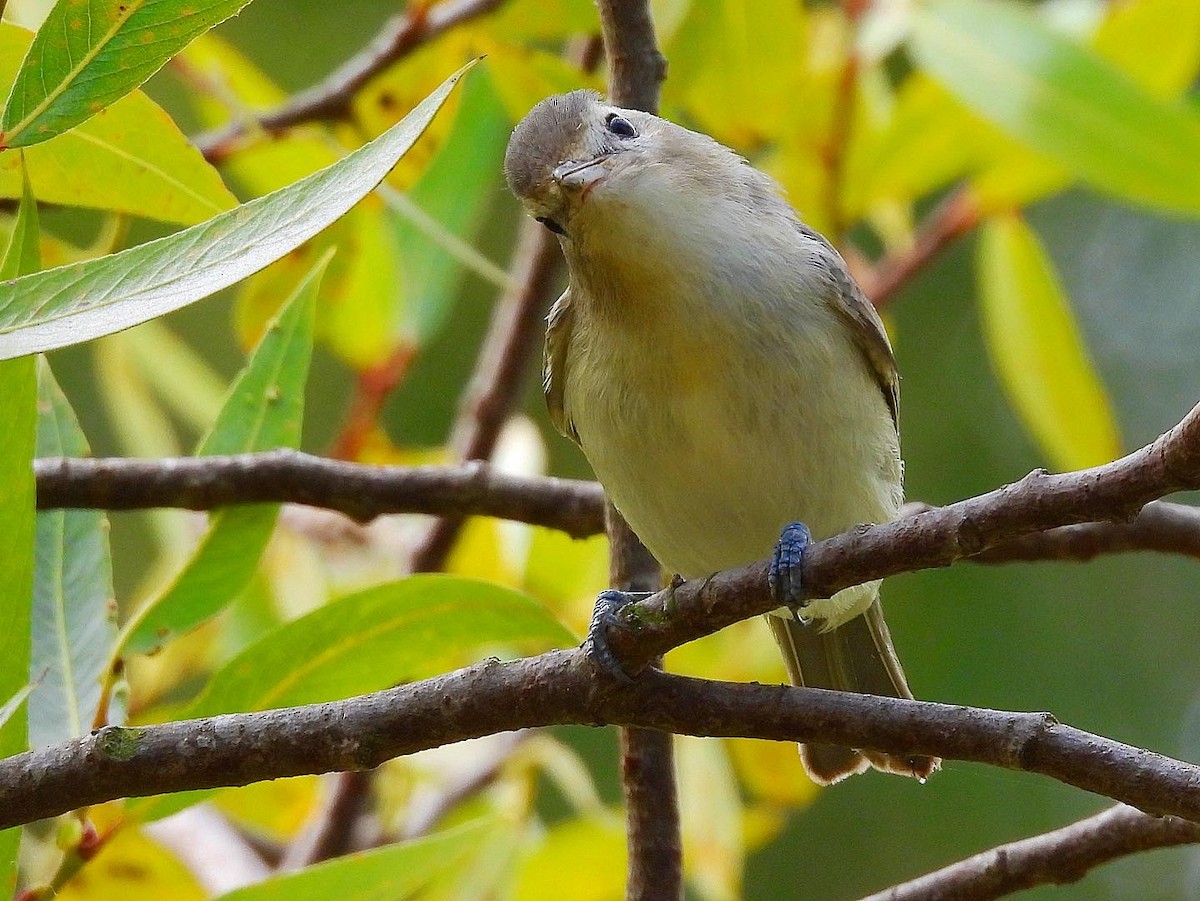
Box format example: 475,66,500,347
860,804,1200,901
34,452,605,537
192,0,507,162
5,657,1200,831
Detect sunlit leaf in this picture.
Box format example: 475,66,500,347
216,820,495,901
677,736,744,900
483,42,601,125
188,575,573,716
911,0,1200,214
0,22,236,224
1092,0,1200,99
664,0,807,147
119,253,325,657
31,359,118,746
56,826,205,901
514,817,626,901
0,160,39,898
0,0,256,148
977,213,1121,470
0,60,475,360
390,65,512,343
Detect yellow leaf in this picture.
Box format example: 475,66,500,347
0,24,236,225
213,776,320,840
57,828,205,901
514,818,627,901
1093,0,1200,98
663,0,807,148
977,214,1121,470
677,736,743,901
726,737,821,809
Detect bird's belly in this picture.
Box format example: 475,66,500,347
569,338,902,611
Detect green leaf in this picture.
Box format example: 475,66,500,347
514,817,627,900
0,0,256,149
393,64,511,342
0,352,35,897
0,22,237,225
911,0,1200,215
120,252,325,657
0,152,40,279
30,358,118,746
189,575,574,717
977,214,1121,470
215,820,495,901
0,60,475,360
0,684,33,732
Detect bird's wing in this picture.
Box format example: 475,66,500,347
544,288,581,445
798,224,900,428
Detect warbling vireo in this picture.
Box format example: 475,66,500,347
504,91,938,785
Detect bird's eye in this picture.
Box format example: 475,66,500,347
605,113,637,139
535,215,566,236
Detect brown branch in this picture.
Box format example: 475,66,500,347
408,222,564,570
860,188,981,309
596,0,667,111
609,507,679,901
33,456,1200,565
954,499,1200,564
277,771,374,870
861,804,1200,901
33,451,605,537
192,0,507,162
5,657,1200,832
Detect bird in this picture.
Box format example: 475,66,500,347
504,90,938,785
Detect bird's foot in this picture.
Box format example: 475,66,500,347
585,589,653,683
769,521,813,620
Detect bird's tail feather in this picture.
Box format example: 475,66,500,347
766,600,940,785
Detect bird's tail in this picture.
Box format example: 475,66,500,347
766,600,941,785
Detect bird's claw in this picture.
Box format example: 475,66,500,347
585,589,652,683
769,521,813,618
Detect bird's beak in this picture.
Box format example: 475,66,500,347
552,156,609,193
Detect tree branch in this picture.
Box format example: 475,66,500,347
859,188,981,309
192,0,507,162
5,657,1200,831
33,451,605,537
861,804,1200,901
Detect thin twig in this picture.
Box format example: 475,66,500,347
32,457,1200,565
609,507,679,901
33,452,605,536
277,771,374,871
860,188,981,309
192,0,507,162
860,804,1200,901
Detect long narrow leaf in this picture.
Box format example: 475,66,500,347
977,214,1121,470
31,359,118,746
1,0,256,148
911,0,1200,214
0,159,40,898
120,252,326,657
0,60,475,360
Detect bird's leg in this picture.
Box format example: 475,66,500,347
769,521,814,620
584,589,654,682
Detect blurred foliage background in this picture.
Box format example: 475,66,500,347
3,0,1200,897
